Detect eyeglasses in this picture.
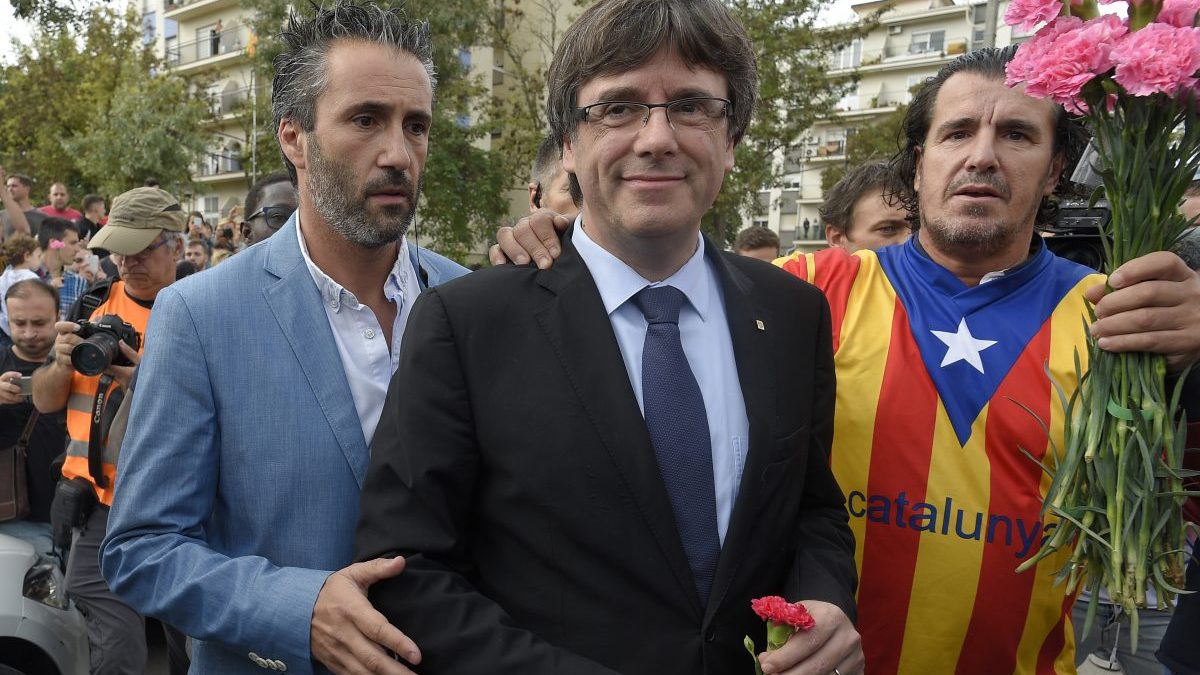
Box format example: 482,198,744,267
120,236,172,261
246,205,295,231
575,97,732,132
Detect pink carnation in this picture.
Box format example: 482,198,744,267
1158,0,1200,27
1005,15,1128,112
1112,23,1200,96
1005,0,1068,32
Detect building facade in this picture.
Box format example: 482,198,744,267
754,0,1024,253
145,0,259,227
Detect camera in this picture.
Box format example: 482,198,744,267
70,314,142,376
49,477,96,550
1040,200,1110,272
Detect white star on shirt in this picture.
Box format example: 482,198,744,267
931,318,997,374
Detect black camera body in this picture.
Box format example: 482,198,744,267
1041,200,1111,272
49,476,96,549
70,314,142,377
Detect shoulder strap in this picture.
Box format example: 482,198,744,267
17,409,39,447
69,278,115,322
86,373,122,489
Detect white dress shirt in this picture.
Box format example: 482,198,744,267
572,224,749,544
296,214,420,446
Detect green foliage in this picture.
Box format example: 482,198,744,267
820,102,907,193
0,6,211,200
240,0,510,260
702,0,875,246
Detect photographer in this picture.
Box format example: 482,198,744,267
31,187,185,675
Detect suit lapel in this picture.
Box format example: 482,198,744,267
261,221,370,487
532,230,705,618
703,247,779,614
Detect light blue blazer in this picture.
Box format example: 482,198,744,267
100,218,467,674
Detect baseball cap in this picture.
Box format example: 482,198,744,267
88,187,187,255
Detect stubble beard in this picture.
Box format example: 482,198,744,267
307,135,419,250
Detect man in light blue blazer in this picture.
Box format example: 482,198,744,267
99,3,466,673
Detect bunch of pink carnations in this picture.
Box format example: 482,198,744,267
1002,0,1200,653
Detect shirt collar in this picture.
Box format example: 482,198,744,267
571,221,711,322
295,210,408,312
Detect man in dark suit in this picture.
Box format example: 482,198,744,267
356,1,861,673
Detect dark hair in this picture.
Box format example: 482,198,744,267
245,172,295,217
1186,180,1200,198
5,277,59,307
546,0,757,206
37,218,75,250
821,162,907,234
8,174,33,189
187,237,212,254
272,0,436,185
0,234,39,269
175,260,197,281
143,177,160,187
81,194,105,213
530,134,561,188
733,226,779,252
891,46,1089,228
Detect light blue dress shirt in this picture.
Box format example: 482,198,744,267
572,224,749,544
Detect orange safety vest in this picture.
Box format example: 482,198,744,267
61,281,150,506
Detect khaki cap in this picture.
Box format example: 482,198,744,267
89,187,188,255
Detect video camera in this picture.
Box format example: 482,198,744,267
70,314,142,377
1040,200,1110,272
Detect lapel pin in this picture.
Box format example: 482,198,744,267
756,320,765,331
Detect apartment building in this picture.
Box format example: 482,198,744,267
144,0,258,226
754,0,1024,253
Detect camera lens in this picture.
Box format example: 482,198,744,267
71,332,120,376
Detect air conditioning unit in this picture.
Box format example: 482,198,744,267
888,24,903,35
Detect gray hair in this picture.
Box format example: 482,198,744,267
272,0,437,184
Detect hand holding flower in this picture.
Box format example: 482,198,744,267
745,598,863,675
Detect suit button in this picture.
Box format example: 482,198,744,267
705,626,717,642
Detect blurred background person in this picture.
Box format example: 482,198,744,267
528,134,579,220
0,235,43,349
77,194,107,242
733,225,780,261
184,238,211,271
241,172,297,246
38,182,83,222
1,169,45,240
820,162,912,253
0,279,67,559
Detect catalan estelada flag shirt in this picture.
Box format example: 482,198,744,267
777,238,1104,675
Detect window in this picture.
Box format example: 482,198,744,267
204,197,219,214
165,19,178,40
909,30,945,55
834,39,862,70
973,25,986,46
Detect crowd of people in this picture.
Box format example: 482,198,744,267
0,1,1198,674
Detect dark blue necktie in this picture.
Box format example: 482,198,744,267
633,285,720,605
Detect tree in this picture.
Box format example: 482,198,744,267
820,103,908,193
703,0,876,246
240,0,510,260
480,0,579,186
0,6,211,199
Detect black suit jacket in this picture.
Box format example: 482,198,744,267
356,230,856,674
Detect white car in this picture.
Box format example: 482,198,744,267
0,533,87,675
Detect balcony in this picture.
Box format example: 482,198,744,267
829,39,969,74
205,85,256,119
166,24,250,73
163,0,237,22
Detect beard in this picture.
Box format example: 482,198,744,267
919,171,1035,260
307,134,420,249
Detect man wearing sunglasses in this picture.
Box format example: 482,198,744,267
31,186,187,675
241,172,297,246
